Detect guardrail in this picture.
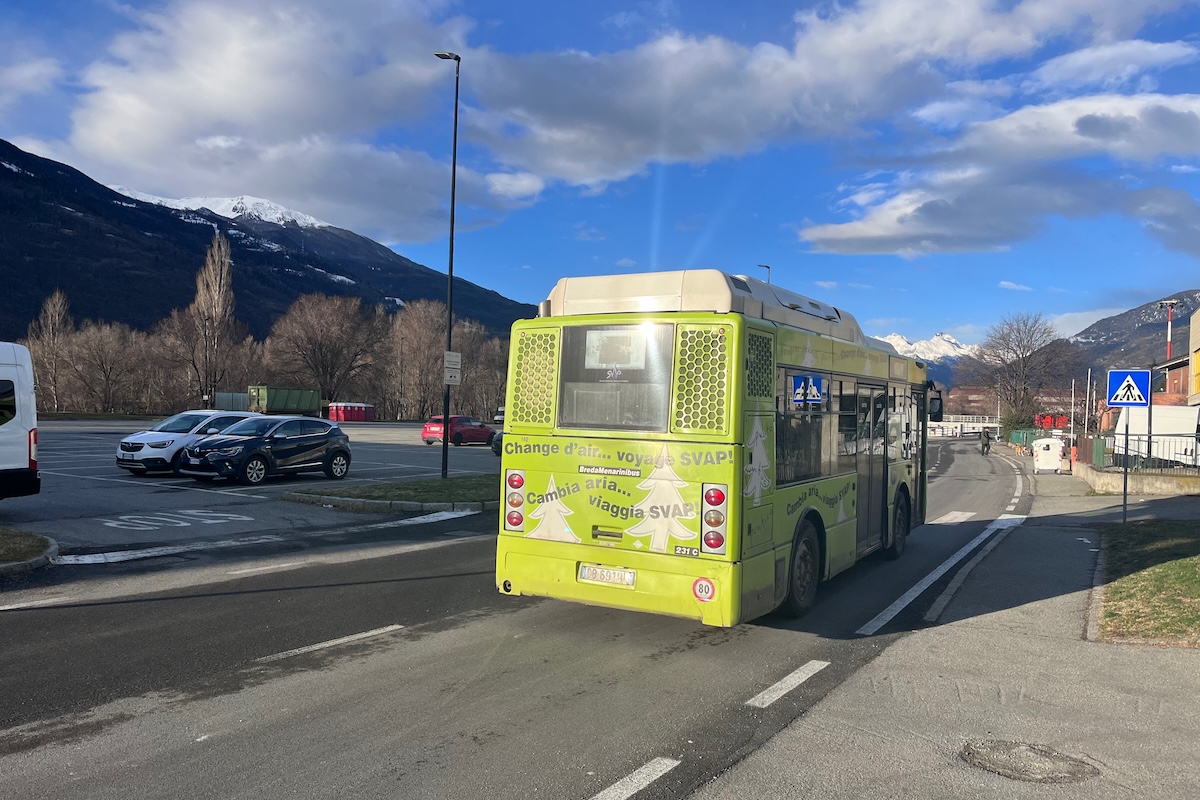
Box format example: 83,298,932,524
1078,434,1200,476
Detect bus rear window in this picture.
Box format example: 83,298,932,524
559,324,674,432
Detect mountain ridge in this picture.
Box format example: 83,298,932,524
0,138,536,341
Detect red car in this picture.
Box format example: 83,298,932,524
422,415,497,446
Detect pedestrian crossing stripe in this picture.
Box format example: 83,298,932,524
1110,375,1146,404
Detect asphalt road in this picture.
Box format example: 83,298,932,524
0,438,1028,800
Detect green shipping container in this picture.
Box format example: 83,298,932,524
247,386,322,416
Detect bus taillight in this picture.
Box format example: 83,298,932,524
701,482,728,555
29,428,38,470
504,469,526,532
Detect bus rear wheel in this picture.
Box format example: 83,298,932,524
780,521,819,617
885,493,909,560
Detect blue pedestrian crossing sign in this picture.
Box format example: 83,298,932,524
791,374,824,404
1107,369,1151,407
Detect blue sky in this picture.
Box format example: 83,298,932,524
3,0,1200,344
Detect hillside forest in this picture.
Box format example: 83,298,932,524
18,233,510,420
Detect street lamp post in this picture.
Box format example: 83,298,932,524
435,51,460,480
757,263,771,284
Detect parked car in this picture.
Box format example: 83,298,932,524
179,415,351,485
116,410,260,475
491,430,504,456
422,415,496,447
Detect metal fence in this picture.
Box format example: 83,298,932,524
1077,434,1200,476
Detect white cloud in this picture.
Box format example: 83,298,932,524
949,94,1200,165
574,222,605,241
468,0,1188,187
802,165,1117,255
1171,164,1199,174
802,90,1200,257
912,97,1002,130
615,257,637,267
16,0,1200,254
485,172,544,199
999,280,1032,291
815,280,838,289
1025,40,1199,93
1053,308,1127,338
41,0,526,242
0,57,62,114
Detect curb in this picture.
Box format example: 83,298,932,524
281,492,501,514
1084,533,1107,643
0,536,59,576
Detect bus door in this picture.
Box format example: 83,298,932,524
856,384,887,554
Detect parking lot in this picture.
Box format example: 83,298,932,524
1,420,500,552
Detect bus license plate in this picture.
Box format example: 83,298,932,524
579,564,635,588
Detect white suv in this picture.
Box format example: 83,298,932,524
116,410,260,475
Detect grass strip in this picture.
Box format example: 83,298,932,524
300,474,500,503
0,528,51,564
1099,519,1200,647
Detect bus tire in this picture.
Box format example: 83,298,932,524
885,492,909,560
780,521,820,617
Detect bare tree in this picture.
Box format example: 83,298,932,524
266,294,391,403
157,232,241,405
23,289,75,412
193,232,237,401
392,300,452,420
66,321,142,413
968,312,1060,423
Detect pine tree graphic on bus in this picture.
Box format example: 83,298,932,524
524,475,581,543
744,416,772,505
627,444,698,552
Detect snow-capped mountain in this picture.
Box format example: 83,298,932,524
878,332,980,362
109,186,329,228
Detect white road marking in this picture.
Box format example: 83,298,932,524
255,624,404,663
52,510,482,565
227,562,307,575
590,758,681,800
926,511,976,525
856,515,1026,636
0,597,75,612
744,660,830,708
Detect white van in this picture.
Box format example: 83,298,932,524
1113,405,1200,466
0,342,40,500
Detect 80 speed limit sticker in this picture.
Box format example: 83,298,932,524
692,577,716,603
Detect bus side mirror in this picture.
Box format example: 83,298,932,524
929,394,944,423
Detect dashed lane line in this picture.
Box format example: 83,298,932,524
590,758,681,800
745,660,830,708
255,624,404,663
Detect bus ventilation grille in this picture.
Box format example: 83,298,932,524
674,326,729,434
511,330,559,425
746,332,773,398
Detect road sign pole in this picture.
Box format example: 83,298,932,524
1122,414,1129,524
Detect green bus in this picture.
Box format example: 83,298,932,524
495,269,941,626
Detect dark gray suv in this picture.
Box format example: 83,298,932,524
180,415,351,485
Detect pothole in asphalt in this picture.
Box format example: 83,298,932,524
960,740,1100,783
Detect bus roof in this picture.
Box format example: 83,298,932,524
540,269,892,350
